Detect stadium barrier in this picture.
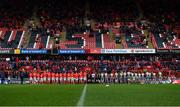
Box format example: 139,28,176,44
0,48,180,54
101,49,156,54
58,49,86,54
172,79,180,84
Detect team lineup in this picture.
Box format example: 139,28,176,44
28,70,173,84
29,71,87,84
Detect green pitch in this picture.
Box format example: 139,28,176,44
0,84,180,106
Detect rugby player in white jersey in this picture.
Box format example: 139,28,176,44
127,72,131,84
110,72,114,83
119,72,123,83
104,72,108,83
158,71,162,83
100,72,104,83
115,72,118,83
123,72,127,83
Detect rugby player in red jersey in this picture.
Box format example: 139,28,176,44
83,72,87,83
79,72,83,83
33,72,37,84
67,72,71,83
29,72,33,83
63,73,67,84
51,72,55,83
55,73,59,83
74,72,78,84
36,73,40,84
40,73,44,84
59,73,63,84
43,71,47,83
48,72,51,84
70,72,74,84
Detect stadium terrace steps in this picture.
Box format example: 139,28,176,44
27,31,37,48
45,36,50,49
103,34,116,49
83,34,96,49
153,33,180,49
0,29,26,49
9,31,23,48
126,33,146,48
152,24,180,49
11,30,17,41
0,29,7,39
151,33,158,49
175,39,180,46
95,32,102,48
17,31,26,48
64,33,84,49
35,34,48,49
40,35,48,48
0,31,11,48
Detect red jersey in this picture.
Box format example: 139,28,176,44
55,73,59,78
52,73,55,78
67,73,71,78
63,73,67,78
83,72,87,78
36,73,40,78
59,73,62,78
43,72,47,77
29,73,33,78
48,72,51,78
70,73,74,78
74,73,78,78
33,72,37,78
79,72,83,78
40,73,43,78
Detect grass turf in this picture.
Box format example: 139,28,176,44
0,84,180,106
0,84,83,106
85,84,180,106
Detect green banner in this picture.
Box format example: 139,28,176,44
0,49,14,54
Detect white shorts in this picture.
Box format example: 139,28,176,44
48,78,51,81
60,78,63,81
64,78,66,81
56,78,59,81
44,77,46,81
30,77,33,81
67,78,71,81
40,78,43,82
84,77,87,81
52,78,55,81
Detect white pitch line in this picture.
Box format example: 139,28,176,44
77,84,87,107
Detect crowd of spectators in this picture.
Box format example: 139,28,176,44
0,54,180,81
144,0,180,49
0,0,180,49
0,0,33,29
90,0,139,23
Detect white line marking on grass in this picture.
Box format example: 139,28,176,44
77,84,87,107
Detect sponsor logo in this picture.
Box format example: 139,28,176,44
14,49,20,54
101,49,156,54
21,50,47,54
59,49,85,54
0,50,10,54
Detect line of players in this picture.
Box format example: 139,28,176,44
29,71,173,84
29,71,87,84
87,71,172,84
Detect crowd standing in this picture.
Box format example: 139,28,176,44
0,54,179,84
